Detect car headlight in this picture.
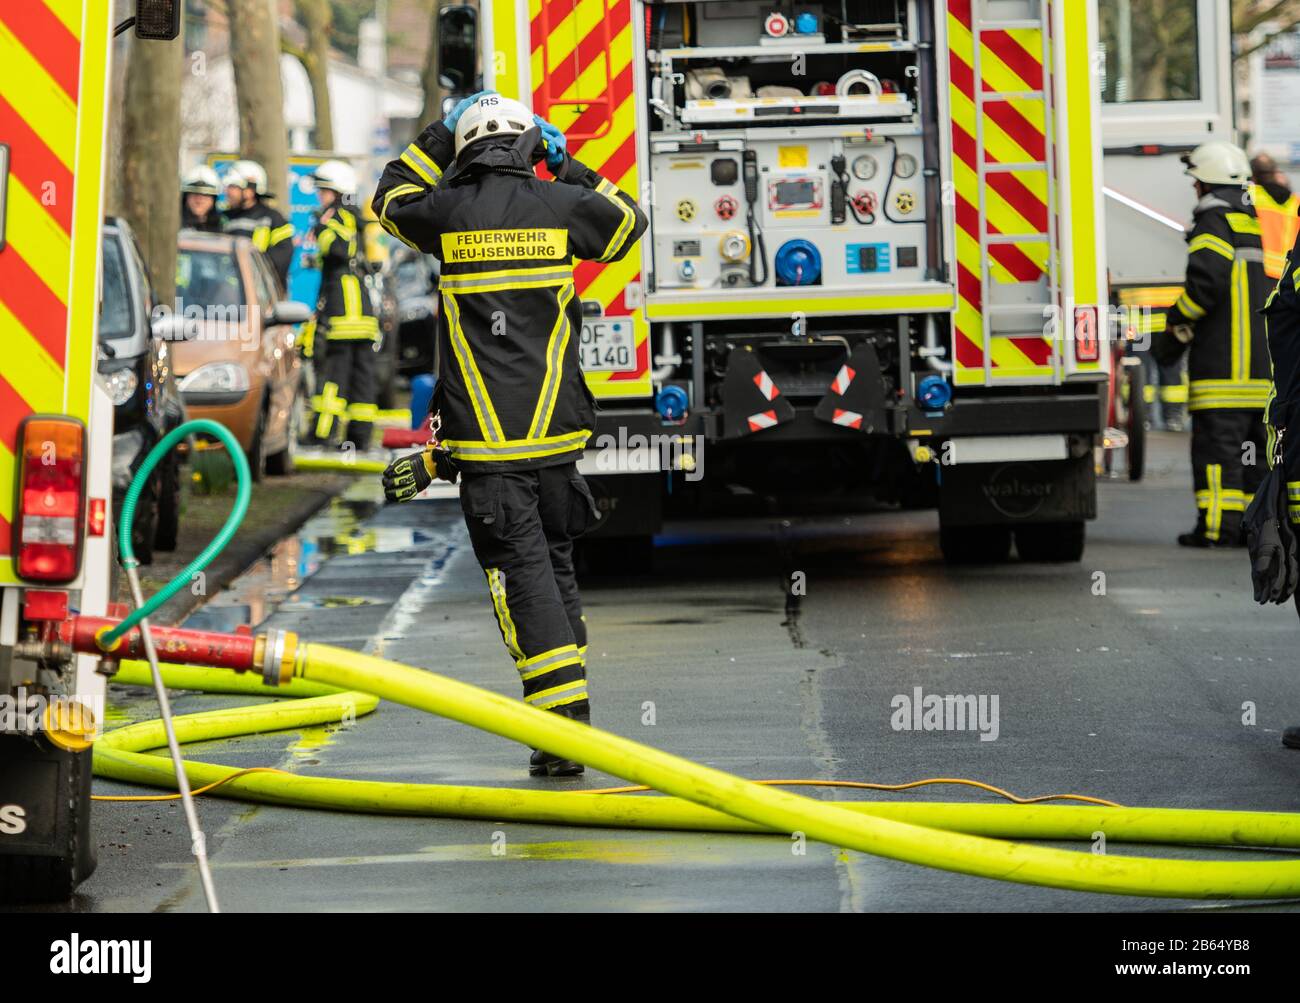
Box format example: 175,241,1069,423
98,367,139,406
179,362,250,395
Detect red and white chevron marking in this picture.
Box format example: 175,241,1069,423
753,370,780,401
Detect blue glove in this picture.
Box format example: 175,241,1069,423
443,90,493,131
533,115,567,170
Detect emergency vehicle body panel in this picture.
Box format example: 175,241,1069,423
0,2,114,712
481,0,1109,543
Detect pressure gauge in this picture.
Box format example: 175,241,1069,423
894,152,919,179
851,155,878,181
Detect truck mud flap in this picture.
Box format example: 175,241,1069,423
721,347,795,439
938,454,1096,528
812,342,889,434
0,734,95,878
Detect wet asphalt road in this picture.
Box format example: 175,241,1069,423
55,432,1300,912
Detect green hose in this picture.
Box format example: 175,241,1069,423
102,419,251,648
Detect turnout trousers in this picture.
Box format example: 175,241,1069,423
312,337,377,450
1191,408,1267,543
459,463,598,711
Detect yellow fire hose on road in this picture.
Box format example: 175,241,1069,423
93,419,1300,903
100,653,1300,900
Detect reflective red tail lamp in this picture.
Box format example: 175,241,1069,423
14,416,86,584
1074,306,1100,363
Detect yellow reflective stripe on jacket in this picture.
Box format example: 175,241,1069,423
443,293,506,442
528,283,576,439
324,318,379,340
594,178,636,263
252,226,271,252
380,183,423,249
443,429,591,463
1224,212,1261,236
438,266,574,294
400,145,442,186
269,223,295,247
1188,233,1234,261
1231,257,1250,381
1174,290,1206,320
1188,378,1272,411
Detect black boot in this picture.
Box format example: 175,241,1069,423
529,702,590,777
1178,530,1239,549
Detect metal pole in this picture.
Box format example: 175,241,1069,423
123,559,221,913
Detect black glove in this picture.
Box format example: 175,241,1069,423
382,447,458,502
1245,493,1299,604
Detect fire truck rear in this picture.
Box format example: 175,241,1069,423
0,1,178,903
445,0,1110,566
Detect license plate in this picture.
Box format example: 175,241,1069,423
579,319,635,372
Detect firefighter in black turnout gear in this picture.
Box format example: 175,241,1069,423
1153,142,1272,547
309,160,381,450
375,92,647,776
1260,218,1300,749
222,159,295,289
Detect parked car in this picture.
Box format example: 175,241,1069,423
391,247,439,377
97,217,186,565
168,231,311,479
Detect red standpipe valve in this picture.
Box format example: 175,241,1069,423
57,615,299,686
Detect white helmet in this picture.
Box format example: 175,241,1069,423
231,159,271,196
1183,141,1251,187
454,94,534,156
181,164,221,196
312,159,358,196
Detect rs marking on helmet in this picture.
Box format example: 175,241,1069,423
455,95,534,156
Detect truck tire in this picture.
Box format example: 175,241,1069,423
939,525,1012,565
125,472,159,567
154,452,181,552
1015,520,1086,563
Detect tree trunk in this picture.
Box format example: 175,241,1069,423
419,0,443,128
118,34,184,305
228,0,289,207
295,0,334,150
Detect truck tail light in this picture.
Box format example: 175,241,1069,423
88,497,107,537
14,416,86,584
1074,306,1100,363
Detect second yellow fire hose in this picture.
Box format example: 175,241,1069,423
100,649,1300,900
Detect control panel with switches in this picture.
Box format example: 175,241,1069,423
648,132,929,294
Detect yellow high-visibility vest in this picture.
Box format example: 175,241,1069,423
1252,184,1300,280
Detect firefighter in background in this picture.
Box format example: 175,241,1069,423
180,165,224,232
222,160,295,289
1153,141,1272,548
1251,152,1300,282
309,159,380,451
374,93,647,776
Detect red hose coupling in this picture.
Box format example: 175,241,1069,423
61,616,260,673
